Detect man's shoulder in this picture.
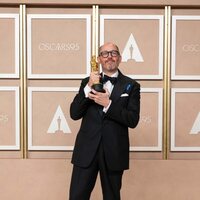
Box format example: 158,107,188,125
119,71,140,87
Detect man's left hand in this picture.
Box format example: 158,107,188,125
88,88,110,107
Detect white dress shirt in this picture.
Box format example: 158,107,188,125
84,71,119,113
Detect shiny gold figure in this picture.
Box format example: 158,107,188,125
91,55,99,72
90,55,105,92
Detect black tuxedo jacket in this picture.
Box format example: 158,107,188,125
70,70,140,171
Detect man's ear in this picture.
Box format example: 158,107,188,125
97,56,100,63
119,55,122,63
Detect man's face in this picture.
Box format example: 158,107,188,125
97,43,122,75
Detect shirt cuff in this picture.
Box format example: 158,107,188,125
84,84,92,98
103,100,112,113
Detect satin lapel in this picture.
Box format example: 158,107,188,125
110,73,126,102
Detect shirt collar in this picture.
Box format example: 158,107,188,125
103,70,119,78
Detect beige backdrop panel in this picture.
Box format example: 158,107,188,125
172,90,200,149
30,18,87,74
28,88,80,150
172,14,200,79
100,8,164,79
0,15,18,77
0,87,19,150
130,89,162,151
0,90,16,145
0,18,15,72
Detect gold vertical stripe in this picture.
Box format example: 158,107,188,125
95,5,99,57
22,5,27,159
167,6,171,158
163,6,169,159
92,5,99,58
92,5,95,56
163,6,171,159
19,5,27,159
19,5,24,158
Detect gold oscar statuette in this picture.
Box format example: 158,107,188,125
90,55,105,93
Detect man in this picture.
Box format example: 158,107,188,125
69,42,140,200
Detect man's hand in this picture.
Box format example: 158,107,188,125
88,88,110,107
88,71,101,88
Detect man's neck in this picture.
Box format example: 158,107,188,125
103,70,118,77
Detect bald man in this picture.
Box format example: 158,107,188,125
69,42,140,200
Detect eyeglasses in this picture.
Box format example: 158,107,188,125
99,50,120,58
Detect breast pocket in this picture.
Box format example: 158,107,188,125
118,96,129,106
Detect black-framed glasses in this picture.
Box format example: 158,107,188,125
99,50,120,58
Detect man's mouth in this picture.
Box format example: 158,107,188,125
106,60,114,64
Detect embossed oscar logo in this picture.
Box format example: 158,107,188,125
190,112,200,134
140,115,152,125
0,114,8,124
182,44,200,53
38,42,80,51
47,105,71,134
122,33,144,63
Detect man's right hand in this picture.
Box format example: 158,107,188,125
88,71,101,88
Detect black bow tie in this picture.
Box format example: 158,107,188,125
102,75,117,85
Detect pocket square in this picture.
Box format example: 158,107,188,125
120,93,129,97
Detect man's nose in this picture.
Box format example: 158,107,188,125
108,52,112,57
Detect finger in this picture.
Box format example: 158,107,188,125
91,89,97,95
104,88,110,96
88,92,95,99
104,88,109,93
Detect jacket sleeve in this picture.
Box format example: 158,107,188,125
106,81,140,128
70,78,92,120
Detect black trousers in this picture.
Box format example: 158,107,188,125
69,142,123,200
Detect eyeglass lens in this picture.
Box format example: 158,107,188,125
100,50,120,58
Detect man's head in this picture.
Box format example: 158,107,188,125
97,42,122,75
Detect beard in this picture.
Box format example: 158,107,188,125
101,57,121,74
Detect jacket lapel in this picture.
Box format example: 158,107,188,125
110,71,126,102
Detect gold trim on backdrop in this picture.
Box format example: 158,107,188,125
20,4,27,159
92,5,95,56
19,5,24,158
92,5,99,59
23,4,27,159
163,6,168,159
91,5,97,72
95,5,99,57
166,6,171,158
163,6,171,159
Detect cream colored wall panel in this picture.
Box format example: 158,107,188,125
130,88,163,151
100,14,164,79
171,88,200,151
0,87,20,150
28,87,80,150
171,15,200,80
0,14,19,78
27,14,91,79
